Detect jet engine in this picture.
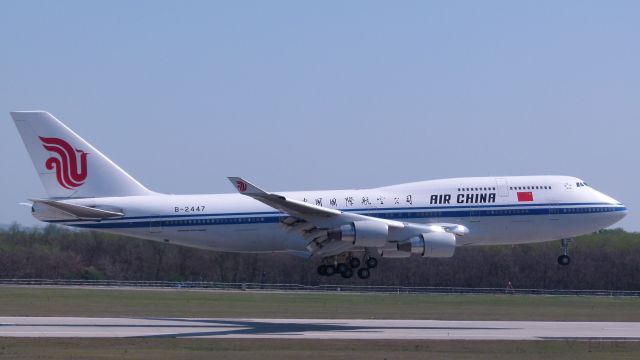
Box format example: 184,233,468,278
397,231,456,258
327,220,388,247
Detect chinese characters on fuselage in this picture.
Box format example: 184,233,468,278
300,192,495,207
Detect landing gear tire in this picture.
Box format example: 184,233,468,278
366,257,378,269
317,265,327,276
348,257,361,269
341,268,354,279
325,265,336,276
357,268,371,279
337,263,349,274
557,255,571,266
558,238,572,266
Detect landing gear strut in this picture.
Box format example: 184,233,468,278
557,238,571,266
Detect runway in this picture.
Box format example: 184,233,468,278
1,317,640,340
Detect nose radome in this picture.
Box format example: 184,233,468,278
598,191,627,221
612,205,628,224
591,188,622,205
618,201,628,216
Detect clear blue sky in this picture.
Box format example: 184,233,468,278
1,1,638,230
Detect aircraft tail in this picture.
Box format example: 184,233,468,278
11,111,154,198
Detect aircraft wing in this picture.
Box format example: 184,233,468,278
228,177,405,229
228,177,468,257
228,177,341,218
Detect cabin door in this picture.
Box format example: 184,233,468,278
495,178,509,197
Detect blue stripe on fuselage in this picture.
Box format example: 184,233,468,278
49,202,617,223
60,203,627,230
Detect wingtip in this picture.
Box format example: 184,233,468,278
230,177,249,193
227,177,266,195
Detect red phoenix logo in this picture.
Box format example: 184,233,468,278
236,180,247,192
39,137,89,189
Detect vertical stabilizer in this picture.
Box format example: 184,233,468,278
11,111,154,198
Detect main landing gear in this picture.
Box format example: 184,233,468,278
317,257,355,279
557,238,571,266
317,253,378,280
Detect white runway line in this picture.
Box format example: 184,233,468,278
1,317,640,340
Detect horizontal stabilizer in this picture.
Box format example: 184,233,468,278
30,199,124,221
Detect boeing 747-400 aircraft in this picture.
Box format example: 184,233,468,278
11,111,627,279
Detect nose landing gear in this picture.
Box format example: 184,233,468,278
557,238,571,266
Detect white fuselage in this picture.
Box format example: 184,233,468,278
41,175,626,255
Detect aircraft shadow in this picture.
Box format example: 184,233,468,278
130,318,515,339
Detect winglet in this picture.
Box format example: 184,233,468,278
227,177,268,196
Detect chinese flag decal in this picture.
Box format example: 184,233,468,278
517,192,534,202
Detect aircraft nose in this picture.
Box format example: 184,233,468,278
617,203,628,218
607,197,627,222
592,188,627,223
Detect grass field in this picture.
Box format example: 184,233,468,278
2,286,640,359
0,338,639,360
0,286,639,321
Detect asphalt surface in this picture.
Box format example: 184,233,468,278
1,317,640,340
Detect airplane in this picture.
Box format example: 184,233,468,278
11,111,628,279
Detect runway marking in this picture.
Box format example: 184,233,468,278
0,317,639,340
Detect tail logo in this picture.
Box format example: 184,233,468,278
39,137,89,189
236,180,248,192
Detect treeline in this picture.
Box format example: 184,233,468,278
0,224,639,290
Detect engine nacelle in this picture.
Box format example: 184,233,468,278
327,220,388,247
397,231,456,258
